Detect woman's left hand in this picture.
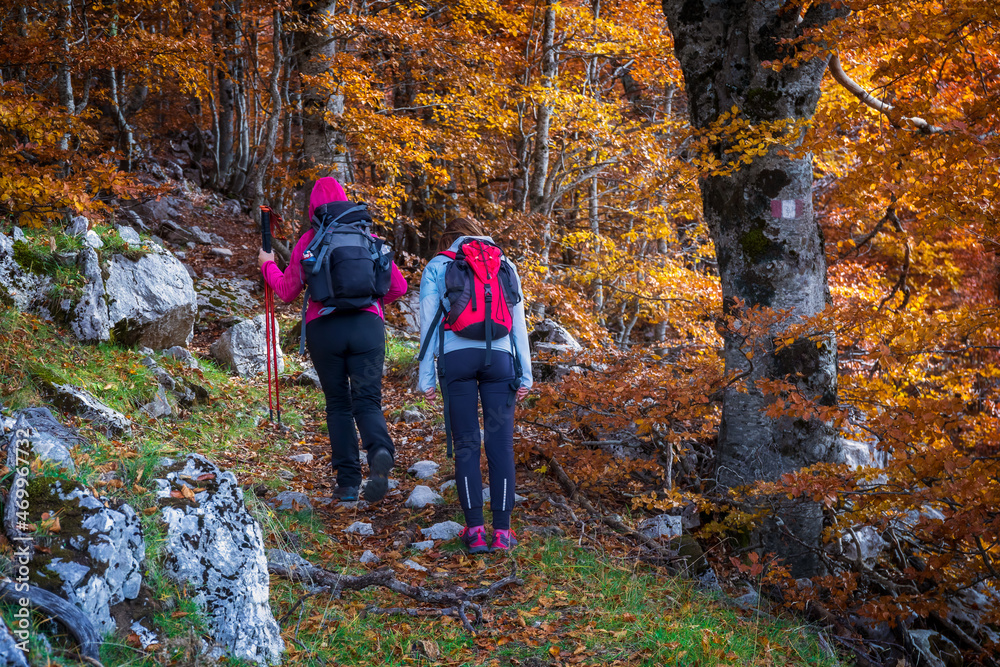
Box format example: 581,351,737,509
516,386,529,401
258,248,275,267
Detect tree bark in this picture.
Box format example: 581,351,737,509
56,0,75,151
296,0,349,192
214,0,237,187
662,0,843,576
529,0,556,216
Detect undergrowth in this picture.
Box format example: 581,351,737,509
0,308,844,666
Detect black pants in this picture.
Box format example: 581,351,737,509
443,348,517,530
307,310,394,488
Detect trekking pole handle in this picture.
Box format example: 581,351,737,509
260,206,272,253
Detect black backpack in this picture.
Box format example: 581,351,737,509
298,201,393,353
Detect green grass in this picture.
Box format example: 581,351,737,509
0,308,844,667
248,537,842,667
386,336,419,372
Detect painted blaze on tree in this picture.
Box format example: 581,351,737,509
662,0,842,575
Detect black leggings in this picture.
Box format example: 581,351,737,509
307,310,393,488
443,348,517,530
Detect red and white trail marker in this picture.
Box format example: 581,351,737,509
770,199,805,219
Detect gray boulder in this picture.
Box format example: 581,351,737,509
16,406,87,449
156,454,284,665
6,411,80,471
0,621,28,667
295,365,322,389
162,345,199,369
32,482,144,636
421,521,463,541
188,226,214,245
67,215,90,236
638,514,682,539
36,382,132,437
836,437,888,469
135,196,187,226
906,629,962,667
141,356,176,391
405,486,443,509
346,522,374,536
270,491,312,512
393,290,421,335
105,245,197,349
116,225,142,245
83,229,104,249
531,318,582,354
70,248,111,343
196,277,258,323
407,460,439,479
120,209,149,233
0,232,47,311
211,314,283,378
139,386,173,419
834,525,885,570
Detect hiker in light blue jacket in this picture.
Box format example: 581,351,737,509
418,217,532,552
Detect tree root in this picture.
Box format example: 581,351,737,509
0,580,102,662
267,559,521,633
364,601,483,634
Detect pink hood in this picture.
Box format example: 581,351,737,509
308,177,348,220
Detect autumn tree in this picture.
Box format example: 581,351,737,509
659,0,844,576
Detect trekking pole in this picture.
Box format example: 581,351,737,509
260,206,282,426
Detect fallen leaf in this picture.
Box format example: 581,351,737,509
420,639,440,659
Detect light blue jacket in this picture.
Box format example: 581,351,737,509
417,236,533,393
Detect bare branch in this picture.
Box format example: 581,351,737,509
828,54,945,135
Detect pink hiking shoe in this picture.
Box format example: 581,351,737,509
459,525,490,554
490,528,518,551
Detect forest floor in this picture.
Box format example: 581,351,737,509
2,189,844,667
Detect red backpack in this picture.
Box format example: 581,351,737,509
419,238,522,365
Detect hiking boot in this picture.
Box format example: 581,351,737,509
490,528,518,552
363,448,393,502
459,525,490,555
334,485,359,502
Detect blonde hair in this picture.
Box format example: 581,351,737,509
437,217,485,253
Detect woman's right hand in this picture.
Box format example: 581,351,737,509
423,388,436,403
258,248,275,267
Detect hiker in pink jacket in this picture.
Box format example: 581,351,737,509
258,177,407,502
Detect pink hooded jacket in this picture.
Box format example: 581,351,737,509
260,177,408,323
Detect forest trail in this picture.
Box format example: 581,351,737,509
49,185,832,667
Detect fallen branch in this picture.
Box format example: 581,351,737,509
364,601,483,634
268,558,521,633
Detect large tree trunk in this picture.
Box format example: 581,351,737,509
662,0,842,577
